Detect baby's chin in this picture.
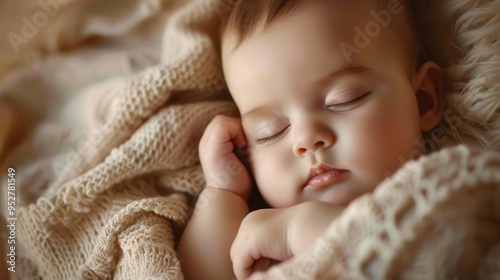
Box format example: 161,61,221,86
261,193,351,209
315,181,377,206
263,182,374,208
312,189,360,207
301,190,353,207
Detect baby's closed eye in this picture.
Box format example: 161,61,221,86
326,91,372,112
254,117,290,145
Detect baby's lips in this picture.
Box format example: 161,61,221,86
304,163,350,191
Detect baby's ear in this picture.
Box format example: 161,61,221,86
413,61,444,132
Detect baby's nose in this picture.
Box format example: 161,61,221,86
292,119,335,157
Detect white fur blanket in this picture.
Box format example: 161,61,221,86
0,0,499,279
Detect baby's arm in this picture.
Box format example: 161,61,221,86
177,115,252,279
178,187,248,280
231,201,344,279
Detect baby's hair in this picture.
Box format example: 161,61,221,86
220,0,302,49
220,0,430,77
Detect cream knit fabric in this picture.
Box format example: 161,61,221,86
1,0,499,279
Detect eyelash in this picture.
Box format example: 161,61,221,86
255,125,290,145
327,92,371,111
255,92,371,145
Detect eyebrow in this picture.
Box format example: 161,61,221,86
240,66,370,121
241,104,277,123
317,66,370,86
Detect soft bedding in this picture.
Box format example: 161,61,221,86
0,0,499,279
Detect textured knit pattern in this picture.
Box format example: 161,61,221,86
1,0,499,279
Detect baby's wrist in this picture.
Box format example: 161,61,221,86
203,179,251,200
201,186,248,204
193,187,249,217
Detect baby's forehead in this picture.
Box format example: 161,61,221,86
222,0,419,83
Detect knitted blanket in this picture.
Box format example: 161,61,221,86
1,0,499,279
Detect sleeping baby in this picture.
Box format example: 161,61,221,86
178,0,445,279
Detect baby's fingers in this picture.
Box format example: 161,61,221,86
253,258,273,273
199,115,252,198
231,234,261,280
202,115,247,152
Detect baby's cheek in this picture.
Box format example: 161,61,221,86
250,149,297,208
375,113,421,174
350,104,420,180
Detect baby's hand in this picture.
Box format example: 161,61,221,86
231,202,345,279
230,208,293,280
199,115,252,199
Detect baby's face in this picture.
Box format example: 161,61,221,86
222,0,423,207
